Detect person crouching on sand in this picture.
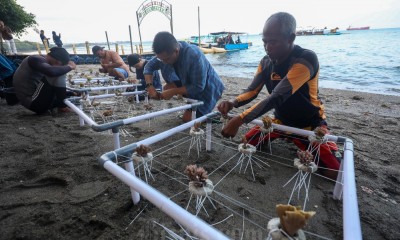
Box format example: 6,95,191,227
13,47,76,114
92,45,129,80
143,31,225,122
217,12,341,179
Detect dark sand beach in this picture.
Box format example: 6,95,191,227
0,65,399,239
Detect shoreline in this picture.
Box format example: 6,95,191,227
0,69,399,239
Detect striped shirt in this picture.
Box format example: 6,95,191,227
144,41,225,116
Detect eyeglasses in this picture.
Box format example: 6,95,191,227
156,49,178,64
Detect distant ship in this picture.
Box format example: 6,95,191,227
346,26,370,31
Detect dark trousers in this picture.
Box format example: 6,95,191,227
29,78,66,114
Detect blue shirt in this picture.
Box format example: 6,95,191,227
144,41,225,116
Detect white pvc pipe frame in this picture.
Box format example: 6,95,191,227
99,113,228,239
65,92,202,204
98,111,361,240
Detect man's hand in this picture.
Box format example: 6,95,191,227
68,61,76,70
159,89,176,100
217,100,235,115
221,116,244,138
147,86,159,99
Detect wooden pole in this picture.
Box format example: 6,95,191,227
135,45,139,54
170,4,174,35
115,43,119,54
121,45,125,55
0,37,5,54
136,12,143,54
85,41,90,54
72,44,77,54
36,43,42,55
129,25,134,54
105,31,110,50
198,6,201,47
43,41,49,53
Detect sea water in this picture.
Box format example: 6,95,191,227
63,28,400,96
205,28,400,96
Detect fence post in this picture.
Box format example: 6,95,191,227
36,43,42,55
72,44,77,54
43,41,49,53
85,41,90,54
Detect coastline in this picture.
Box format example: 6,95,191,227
0,67,399,239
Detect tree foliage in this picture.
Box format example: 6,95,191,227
0,0,37,37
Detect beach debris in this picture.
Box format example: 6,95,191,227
132,145,154,182
352,95,363,100
102,109,113,116
176,94,184,100
144,103,153,111
127,96,135,103
267,204,315,240
115,90,122,96
91,98,100,107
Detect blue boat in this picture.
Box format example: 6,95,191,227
209,31,249,51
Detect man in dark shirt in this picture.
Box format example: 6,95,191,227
52,31,63,47
218,12,340,179
40,30,50,47
13,47,76,114
127,54,162,91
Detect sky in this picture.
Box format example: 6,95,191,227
15,0,400,44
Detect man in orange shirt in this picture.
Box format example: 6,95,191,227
92,45,129,80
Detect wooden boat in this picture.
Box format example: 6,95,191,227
211,47,227,53
199,47,215,54
209,31,249,51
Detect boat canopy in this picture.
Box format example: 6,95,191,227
209,31,246,35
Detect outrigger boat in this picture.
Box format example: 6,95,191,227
189,31,249,54
209,31,249,51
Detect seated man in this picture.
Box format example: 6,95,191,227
218,12,340,179
13,47,76,114
92,45,129,80
127,54,162,92
143,31,225,122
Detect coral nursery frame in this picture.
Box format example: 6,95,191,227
97,111,362,240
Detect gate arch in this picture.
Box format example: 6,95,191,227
136,0,173,53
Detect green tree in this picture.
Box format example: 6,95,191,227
0,0,37,36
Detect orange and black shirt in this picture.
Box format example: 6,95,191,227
237,45,326,129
